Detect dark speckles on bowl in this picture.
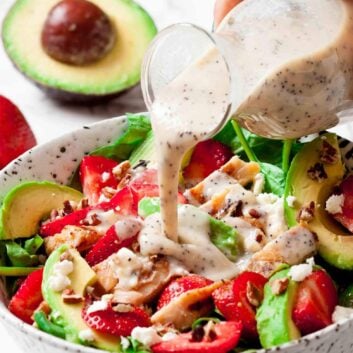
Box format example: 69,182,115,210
1,115,353,353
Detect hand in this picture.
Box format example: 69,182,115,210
214,0,242,28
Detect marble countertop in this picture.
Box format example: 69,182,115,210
0,0,353,351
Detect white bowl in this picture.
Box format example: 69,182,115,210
0,115,353,353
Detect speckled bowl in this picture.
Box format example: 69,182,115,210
0,115,353,353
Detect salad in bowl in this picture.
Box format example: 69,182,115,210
1,114,353,353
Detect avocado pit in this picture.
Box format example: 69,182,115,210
41,0,115,66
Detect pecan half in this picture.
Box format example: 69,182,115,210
246,282,264,307
307,163,327,182
296,201,315,223
270,278,289,296
320,140,339,165
62,289,83,304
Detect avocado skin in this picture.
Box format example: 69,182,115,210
0,181,83,240
43,245,120,351
2,0,157,104
256,268,300,348
284,133,353,270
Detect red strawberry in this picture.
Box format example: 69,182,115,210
331,175,353,232
0,96,36,169
152,321,242,353
183,140,232,185
157,275,213,310
212,272,267,340
82,301,150,337
40,186,137,237
85,224,137,266
79,156,119,205
8,268,44,324
292,269,338,335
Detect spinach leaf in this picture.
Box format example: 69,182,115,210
260,162,286,196
91,113,152,161
5,241,39,267
24,235,44,255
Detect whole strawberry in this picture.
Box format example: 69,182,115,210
0,96,36,169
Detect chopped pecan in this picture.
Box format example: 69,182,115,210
320,140,339,165
246,282,264,307
112,303,134,313
35,301,51,316
81,213,101,226
63,200,74,215
296,201,315,223
270,278,289,296
307,163,327,182
78,198,89,209
101,186,117,200
62,289,83,304
113,161,131,180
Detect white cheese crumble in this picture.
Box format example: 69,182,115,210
48,259,74,292
86,294,113,314
332,306,353,323
286,195,297,208
78,329,95,343
325,194,344,214
131,327,162,347
101,172,111,183
120,337,130,350
288,257,315,282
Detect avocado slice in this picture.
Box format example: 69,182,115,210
43,245,120,350
256,268,300,348
2,0,157,103
284,133,353,269
0,181,82,240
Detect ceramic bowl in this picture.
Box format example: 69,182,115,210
0,115,353,353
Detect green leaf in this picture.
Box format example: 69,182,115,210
91,113,152,161
260,162,286,196
5,241,39,267
34,311,66,339
138,197,161,218
209,217,239,261
24,235,44,255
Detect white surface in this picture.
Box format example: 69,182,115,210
0,0,353,351
0,0,214,350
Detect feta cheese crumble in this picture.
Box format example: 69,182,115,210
286,195,297,208
325,194,344,214
79,329,95,343
332,306,353,323
288,257,315,282
131,327,162,347
48,259,74,292
86,294,114,314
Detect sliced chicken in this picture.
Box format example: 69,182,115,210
247,225,317,277
151,281,223,330
44,225,100,254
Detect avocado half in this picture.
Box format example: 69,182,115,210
284,133,353,270
2,0,157,103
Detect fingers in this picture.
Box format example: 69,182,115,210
214,0,242,28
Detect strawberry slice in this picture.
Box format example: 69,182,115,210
152,321,242,353
331,175,353,232
8,268,44,324
183,140,232,185
82,301,150,337
292,269,338,335
157,275,213,310
79,156,119,205
85,224,137,266
212,271,267,341
40,186,137,237
0,96,37,169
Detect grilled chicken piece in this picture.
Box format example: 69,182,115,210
247,225,317,277
151,281,223,330
44,225,100,255
185,156,260,205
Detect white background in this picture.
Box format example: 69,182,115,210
0,0,214,350
0,0,353,351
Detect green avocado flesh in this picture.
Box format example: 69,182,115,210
256,268,300,348
2,0,157,97
0,181,82,240
43,245,120,350
284,133,353,269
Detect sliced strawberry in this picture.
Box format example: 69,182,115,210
212,271,267,341
152,321,242,353
40,187,137,237
85,224,137,266
82,301,150,337
157,275,213,310
331,175,353,232
8,268,43,324
79,155,119,205
292,269,338,335
183,140,232,185
0,96,37,169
